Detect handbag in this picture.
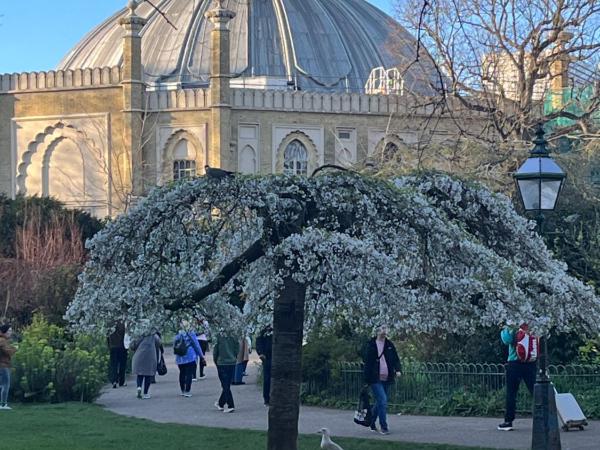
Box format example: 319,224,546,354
157,354,167,376
353,385,373,427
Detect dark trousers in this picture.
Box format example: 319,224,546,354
178,362,196,393
216,364,235,408
136,375,152,394
262,359,271,404
109,347,127,386
199,341,208,376
504,361,536,422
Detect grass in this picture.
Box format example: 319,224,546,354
0,403,501,450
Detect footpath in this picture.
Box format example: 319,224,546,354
97,347,599,450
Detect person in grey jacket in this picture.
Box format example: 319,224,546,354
213,331,239,413
131,332,162,399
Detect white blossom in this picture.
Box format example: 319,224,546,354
66,172,600,338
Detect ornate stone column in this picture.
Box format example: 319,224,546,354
119,0,147,197
205,0,236,170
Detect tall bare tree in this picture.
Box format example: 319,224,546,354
396,0,600,143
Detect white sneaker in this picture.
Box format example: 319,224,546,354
223,407,235,413
183,392,192,398
136,387,142,399
0,405,11,410
214,401,224,411
192,378,198,382
199,375,207,380
142,394,151,399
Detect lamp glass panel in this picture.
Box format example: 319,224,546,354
517,179,540,210
541,180,562,210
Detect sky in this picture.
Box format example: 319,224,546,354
0,0,394,74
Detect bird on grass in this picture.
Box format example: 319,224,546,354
317,428,344,450
204,165,236,180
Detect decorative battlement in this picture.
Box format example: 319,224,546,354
147,88,211,110
0,67,122,93
145,87,447,116
230,88,434,116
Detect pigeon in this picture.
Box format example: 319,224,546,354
204,165,235,180
317,428,344,450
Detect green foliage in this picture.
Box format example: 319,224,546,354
302,327,366,388
31,264,81,326
11,315,108,403
0,194,103,258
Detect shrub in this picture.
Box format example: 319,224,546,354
11,315,108,403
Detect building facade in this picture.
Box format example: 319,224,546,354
0,0,456,216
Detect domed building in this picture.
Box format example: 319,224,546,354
0,0,449,216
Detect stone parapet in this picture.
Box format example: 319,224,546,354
231,89,431,116
0,67,122,93
146,88,211,111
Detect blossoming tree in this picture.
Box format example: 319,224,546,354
67,171,600,450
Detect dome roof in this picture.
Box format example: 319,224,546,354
58,0,438,94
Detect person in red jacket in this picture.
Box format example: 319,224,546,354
363,325,401,435
0,323,17,410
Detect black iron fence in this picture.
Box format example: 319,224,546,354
302,361,600,417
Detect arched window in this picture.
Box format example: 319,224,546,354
239,145,257,174
172,139,196,180
283,140,308,176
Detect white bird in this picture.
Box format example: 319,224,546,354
317,428,344,450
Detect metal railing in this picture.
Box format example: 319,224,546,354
302,361,600,416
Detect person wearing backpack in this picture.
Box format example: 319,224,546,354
174,325,204,397
498,323,538,431
363,325,401,435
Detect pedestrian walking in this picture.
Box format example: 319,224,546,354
498,323,538,431
0,323,17,410
107,322,127,388
131,331,162,399
363,325,401,435
213,331,239,413
232,335,250,385
255,326,272,407
197,317,210,379
174,325,204,397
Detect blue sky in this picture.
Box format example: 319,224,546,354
0,0,394,74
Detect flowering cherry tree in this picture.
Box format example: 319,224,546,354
67,171,600,450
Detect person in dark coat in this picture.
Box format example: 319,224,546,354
131,332,162,399
107,322,127,388
363,325,401,435
255,326,273,406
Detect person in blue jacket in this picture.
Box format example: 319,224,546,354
498,323,537,431
174,324,204,397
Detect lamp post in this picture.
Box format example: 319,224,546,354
514,123,566,450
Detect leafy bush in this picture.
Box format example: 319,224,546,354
11,315,108,403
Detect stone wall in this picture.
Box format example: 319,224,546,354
0,67,122,93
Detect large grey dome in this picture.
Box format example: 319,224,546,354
58,0,438,93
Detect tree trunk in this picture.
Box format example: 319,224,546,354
267,260,306,450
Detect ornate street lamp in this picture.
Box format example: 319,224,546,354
514,123,565,450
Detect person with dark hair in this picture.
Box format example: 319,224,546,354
107,322,127,388
196,317,210,379
497,323,537,431
0,323,17,410
363,325,401,435
255,326,272,407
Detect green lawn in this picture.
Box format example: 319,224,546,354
0,403,501,450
